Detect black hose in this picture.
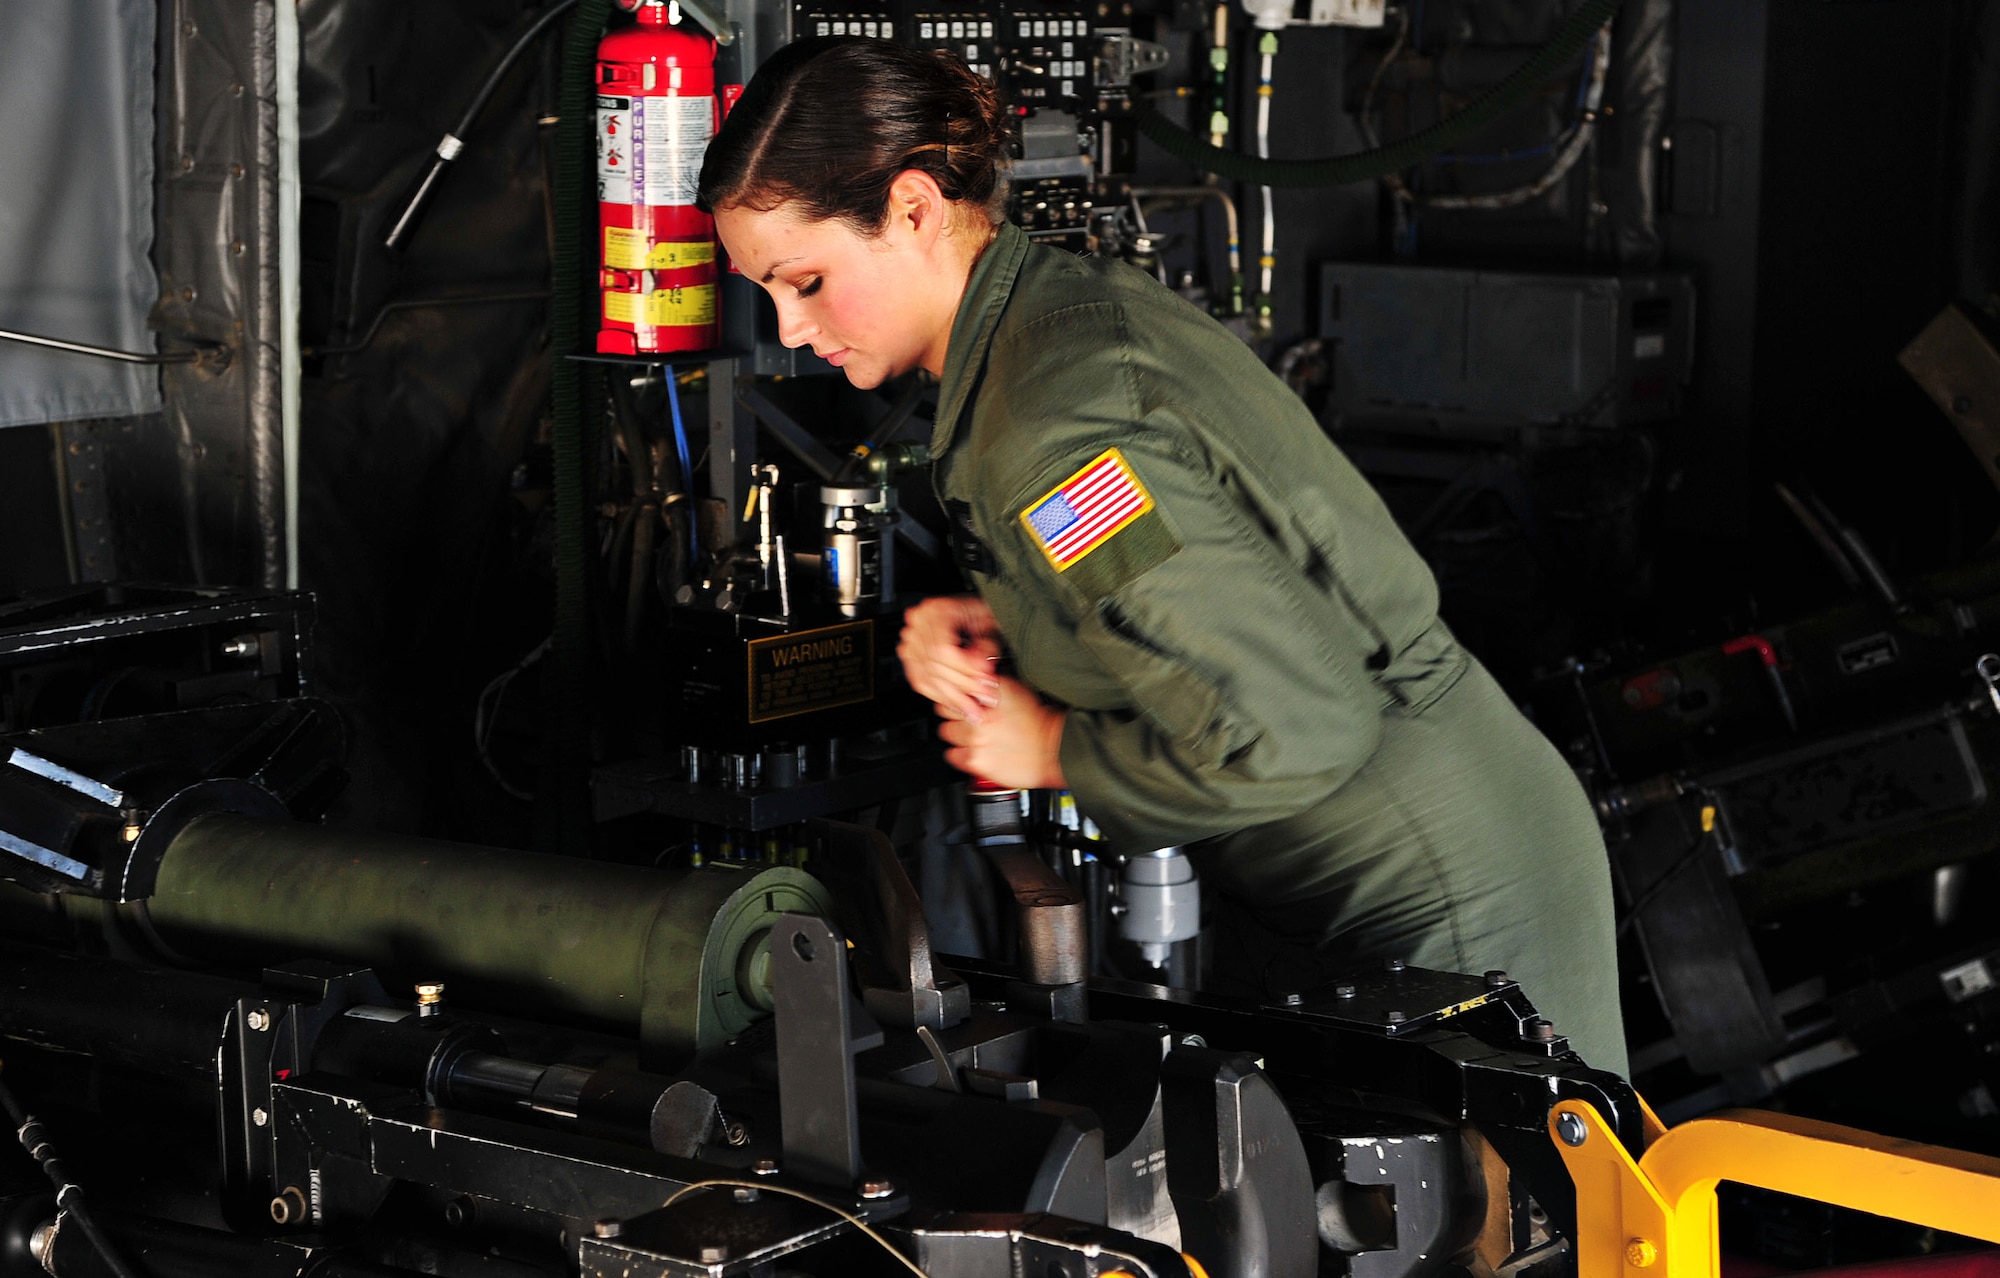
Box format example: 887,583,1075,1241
549,0,616,856
0,1073,147,1278
1133,0,1621,188
385,0,583,249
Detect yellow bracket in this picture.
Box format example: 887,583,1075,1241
1551,1101,2000,1278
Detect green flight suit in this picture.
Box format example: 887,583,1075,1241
932,223,1628,1074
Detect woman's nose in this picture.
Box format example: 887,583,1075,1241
774,299,815,349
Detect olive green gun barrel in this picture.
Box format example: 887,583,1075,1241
142,812,830,1064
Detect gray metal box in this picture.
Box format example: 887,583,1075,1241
1316,264,1695,428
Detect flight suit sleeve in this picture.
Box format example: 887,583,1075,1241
993,413,1394,853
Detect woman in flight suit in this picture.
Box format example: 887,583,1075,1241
698,37,1628,1073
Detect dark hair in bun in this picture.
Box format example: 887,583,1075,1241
697,38,1011,232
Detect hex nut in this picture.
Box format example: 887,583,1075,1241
591,1219,622,1239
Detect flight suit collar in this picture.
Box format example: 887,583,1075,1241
931,221,1030,460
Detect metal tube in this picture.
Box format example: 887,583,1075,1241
143,812,830,1062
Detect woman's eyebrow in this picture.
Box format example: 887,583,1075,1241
759,256,803,283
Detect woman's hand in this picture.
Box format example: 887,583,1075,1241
897,594,1004,721
936,676,1068,790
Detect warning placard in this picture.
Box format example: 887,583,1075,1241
747,621,872,723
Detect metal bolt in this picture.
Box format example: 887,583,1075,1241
1524,1017,1557,1042
699,1245,728,1263
592,1218,622,1239
246,1009,269,1031
858,1178,895,1199
1485,970,1510,988
1384,1010,1406,1025
723,1119,749,1146
415,982,445,1016
1556,1111,1588,1146
1332,984,1356,999
1384,957,1406,972
28,1222,55,1267
1281,992,1303,1007
1626,1238,1659,1268
732,1186,759,1203
752,1158,779,1176
251,1107,269,1127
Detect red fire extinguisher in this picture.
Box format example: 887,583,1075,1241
595,0,719,355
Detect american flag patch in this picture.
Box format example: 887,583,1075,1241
1021,448,1155,570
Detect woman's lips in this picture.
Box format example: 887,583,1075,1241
821,348,849,367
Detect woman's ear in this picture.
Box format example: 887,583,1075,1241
885,168,950,247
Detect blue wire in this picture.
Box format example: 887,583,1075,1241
666,370,699,569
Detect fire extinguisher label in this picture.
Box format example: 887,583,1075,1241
630,94,712,207
603,226,648,270
603,284,717,328
596,96,633,205
643,283,716,326
604,230,716,272
645,240,715,269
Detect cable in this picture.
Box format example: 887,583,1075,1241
0,327,209,365
0,1070,147,1278
475,638,552,801
1134,0,1620,188
302,290,551,358
666,369,699,570
1356,12,1611,212
1415,24,1611,211
658,1179,932,1278
386,0,582,249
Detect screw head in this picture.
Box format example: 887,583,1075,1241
858,1178,895,1199
752,1158,780,1176
1485,970,1510,988
1281,991,1303,1006
732,1186,759,1203
245,1009,269,1031
1332,984,1357,999
1384,1009,1406,1025
592,1218,623,1239
1524,1017,1557,1041
251,1107,269,1127
1626,1238,1659,1268
1384,957,1406,972
699,1245,728,1263
1556,1111,1588,1146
